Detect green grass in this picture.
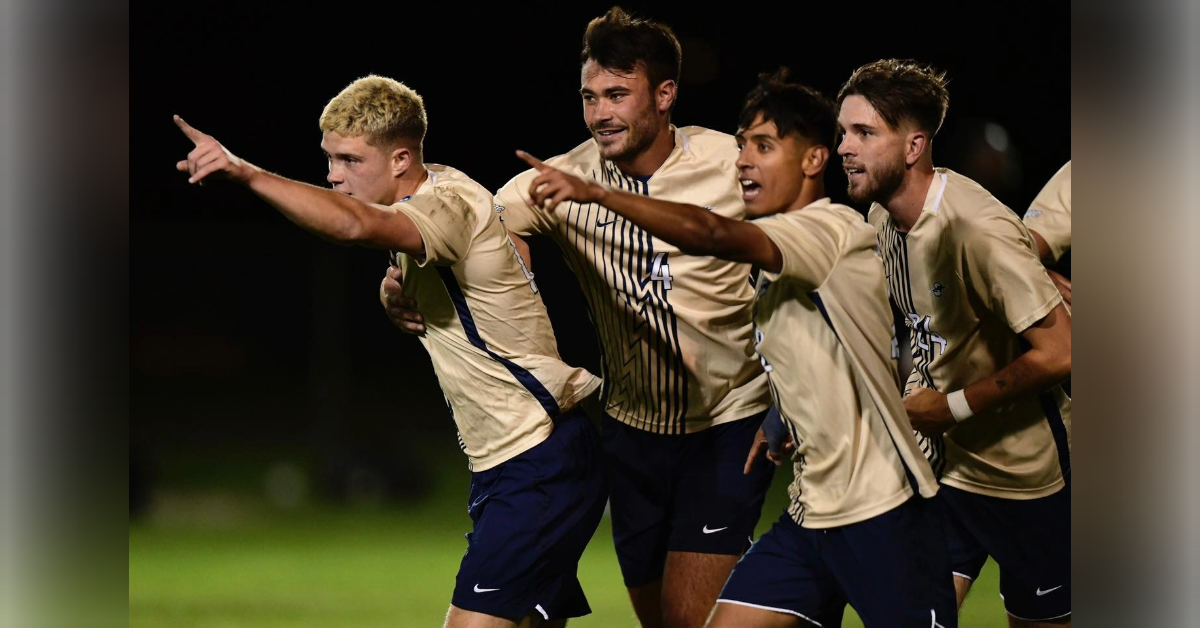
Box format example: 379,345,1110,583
130,471,1006,627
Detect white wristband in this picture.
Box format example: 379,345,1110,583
947,390,974,423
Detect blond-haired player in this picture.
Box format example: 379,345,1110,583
174,75,607,628
836,59,1072,627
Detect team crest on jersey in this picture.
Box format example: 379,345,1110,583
930,282,945,298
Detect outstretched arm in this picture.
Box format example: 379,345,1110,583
173,115,424,256
515,150,782,272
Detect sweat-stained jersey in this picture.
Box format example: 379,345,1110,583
493,126,770,434
870,168,1071,499
390,164,600,471
752,199,938,528
1023,161,1072,263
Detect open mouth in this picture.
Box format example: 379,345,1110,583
595,128,625,141
844,165,865,181
740,179,761,201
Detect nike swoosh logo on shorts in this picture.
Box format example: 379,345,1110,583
702,525,728,534
1036,585,1063,596
474,584,500,593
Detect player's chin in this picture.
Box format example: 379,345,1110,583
845,181,872,204
598,140,632,161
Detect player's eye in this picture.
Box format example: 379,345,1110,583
736,143,745,152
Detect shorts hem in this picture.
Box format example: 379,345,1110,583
717,599,823,626
1006,609,1071,622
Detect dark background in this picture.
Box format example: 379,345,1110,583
132,2,1069,510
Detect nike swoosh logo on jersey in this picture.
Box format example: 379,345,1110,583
596,218,618,227
702,525,728,534
1036,585,1063,596
474,584,500,593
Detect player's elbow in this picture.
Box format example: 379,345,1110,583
1051,347,1071,382
336,215,371,245
1039,344,1071,385
677,214,731,256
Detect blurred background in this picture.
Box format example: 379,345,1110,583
131,2,1069,626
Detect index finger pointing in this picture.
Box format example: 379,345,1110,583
173,115,205,143
515,150,549,172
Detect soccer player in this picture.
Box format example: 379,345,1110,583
1024,161,1072,308
382,9,773,626
174,75,607,628
836,59,1073,627
515,68,957,628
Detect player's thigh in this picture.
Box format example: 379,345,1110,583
626,580,664,628
711,511,844,628
669,414,774,557
942,484,1070,622
706,601,812,628
445,605,519,628
824,497,957,627
954,575,973,609
454,411,606,624
1007,615,1070,628
598,414,674,587
661,551,741,626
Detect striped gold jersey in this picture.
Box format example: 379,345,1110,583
390,164,600,471
870,168,1071,499
493,126,770,434
753,199,938,528
1023,161,1072,263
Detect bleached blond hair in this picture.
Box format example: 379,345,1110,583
319,75,427,154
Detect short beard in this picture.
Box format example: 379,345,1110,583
595,107,659,163
848,157,905,205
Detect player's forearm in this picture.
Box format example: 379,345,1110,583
596,187,758,263
1029,229,1054,265
243,167,417,253
962,345,1071,416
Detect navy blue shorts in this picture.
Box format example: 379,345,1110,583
599,412,774,588
718,497,958,627
451,409,608,621
941,481,1071,622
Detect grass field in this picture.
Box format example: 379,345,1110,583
130,463,1006,627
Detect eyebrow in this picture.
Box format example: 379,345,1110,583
579,86,632,96
838,122,878,133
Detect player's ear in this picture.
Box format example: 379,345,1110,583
655,79,677,114
391,146,413,177
803,144,829,178
904,130,929,167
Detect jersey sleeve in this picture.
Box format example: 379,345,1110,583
392,188,478,266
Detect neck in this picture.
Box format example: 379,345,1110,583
882,163,934,232
613,124,675,177
784,176,826,213
392,163,429,203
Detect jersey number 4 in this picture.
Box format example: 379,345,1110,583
650,252,673,290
